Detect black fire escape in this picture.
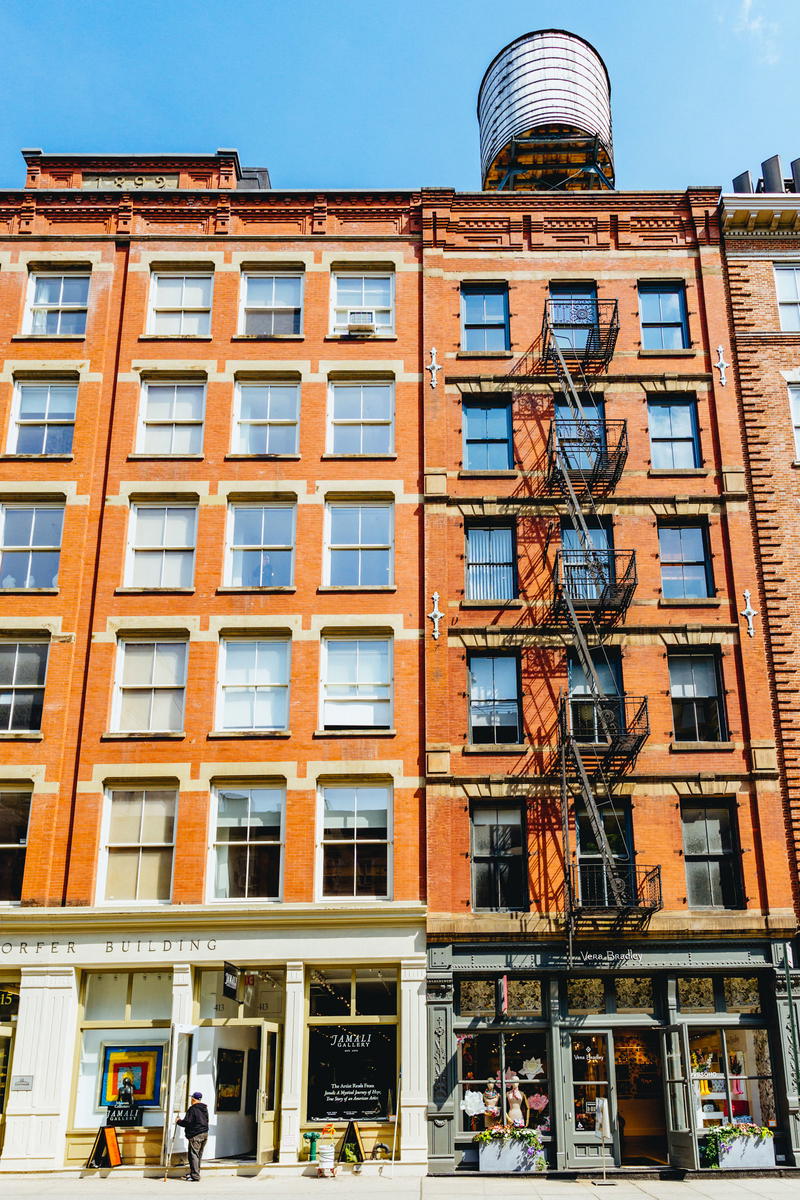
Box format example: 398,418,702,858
541,298,662,944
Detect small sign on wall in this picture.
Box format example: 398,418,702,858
11,1075,33,1091
222,962,239,1001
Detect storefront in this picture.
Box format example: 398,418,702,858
427,940,800,1172
0,906,427,1174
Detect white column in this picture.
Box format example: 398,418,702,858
399,959,428,1166
171,964,193,1025
0,966,79,1169
278,960,304,1164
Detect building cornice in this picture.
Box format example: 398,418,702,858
720,193,800,234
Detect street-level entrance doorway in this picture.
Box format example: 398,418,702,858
614,1029,667,1165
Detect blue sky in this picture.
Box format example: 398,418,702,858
1,0,798,193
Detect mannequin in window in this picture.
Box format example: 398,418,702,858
506,1082,528,1127
482,1079,501,1127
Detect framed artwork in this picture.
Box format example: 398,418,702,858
216,1047,245,1112
99,1043,164,1108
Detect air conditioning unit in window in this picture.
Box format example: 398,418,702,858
347,309,377,333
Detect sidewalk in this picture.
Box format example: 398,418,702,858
3,1174,800,1200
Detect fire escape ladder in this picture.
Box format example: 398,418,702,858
565,735,629,909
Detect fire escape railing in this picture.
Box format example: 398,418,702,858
553,548,637,621
546,419,628,495
541,298,619,369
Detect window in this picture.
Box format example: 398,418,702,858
325,502,393,587
0,505,63,589
321,637,392,729
789,385,800,457
127,505,196,589
331,273,393,335
212,784,284,899
775,265,800,331
240,273,302,335
114,639,187,733
465,525,516,600
227,504,295,588
549,282,598,352
638,282,689,349
568,648,623,744
233,382,299,455
217,639,290,731
9,381,77,455
458,1032,550,1134
669,652,725,742
102,788,175,902
687,1027,775,1129
0,792,31,902
560,518,613,602
576,802,634,907
461,283,510,352
0,642,48,732
137,381,205,455
554,393,606,472
681,802,741,908
463,399,513,470
320,783,391,897
148,273,212,336
25,272,89,336
329,381,394,455
647,398,701,469
468,654,521,744
659,524,713,599
471,803,526,910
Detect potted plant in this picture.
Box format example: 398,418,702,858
473,1122,547,1173
702,1122,775,1169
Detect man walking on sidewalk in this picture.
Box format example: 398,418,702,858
177,1091,209,1182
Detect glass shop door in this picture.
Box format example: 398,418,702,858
660,1025,699,1169
569,1031,618,1167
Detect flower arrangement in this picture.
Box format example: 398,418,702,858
701,1122,774,1168
474,1121,545,1160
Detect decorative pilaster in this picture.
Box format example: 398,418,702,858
399,960,428,1164
426,965,456,1173
277,961,304,1163
171,964,193,1026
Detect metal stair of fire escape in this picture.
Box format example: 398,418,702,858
540,300,662,941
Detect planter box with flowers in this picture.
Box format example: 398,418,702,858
474,1123,547,1173
702,1123,775,1169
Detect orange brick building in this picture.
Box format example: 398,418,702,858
0,150,428,1172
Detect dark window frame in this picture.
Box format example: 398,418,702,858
470,801,528,912
460,282,510,352
658,521,714,599
638,281,690,350
467,651,522,745
462,398,514,471
681,800,743,909
647,397,701,469
669,650,727,743
465,522,517,601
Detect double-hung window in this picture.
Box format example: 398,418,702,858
320,783,391,898
102,788,175,903
212,784,284,900
240,273,302,335
549,282,599,353
325,502,393,587
669,652,725,742
331,273,394,335
775,266,800,331
127,504,196,589
321,637,392,729
789,385,800,457
329,381,394,455
114,639,187,733
0,504,63,589
9,381,77,455
0,791,31,902
681,802,741,908
461,283,510,352
227,504,295,588
465,525,516,601
233,382,299,455
463,399,513,470
658,524,713,599
25,272,89,336
638,282,689,349
576,802,633,907
137,381,205,455
471,803,526,910
568,648,622,744
647,398,701,469
148,273,212,336
217,639,290,731
0,642,48,732
468,654,521,744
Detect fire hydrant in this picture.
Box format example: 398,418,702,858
303,1131,321,1162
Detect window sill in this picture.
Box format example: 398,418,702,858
0,730,43,740
207,729,291,739
320,454,397,461
463,743,528,755
460,598,522,609
127,454,205,461
115,587,195,595
11,335,86,342
658,597,721,607
669,741,735,752
216,585,296,594
230,334,305,341
317,585,397,593
638,348,696,357
648,468,708,477
138,335,213,342
457,469,518,479
324,334,397,342
0,588,58,595
456,351,514,359
101,731,185,740
0,454,74,462
314,728,396,738
223,454,301,461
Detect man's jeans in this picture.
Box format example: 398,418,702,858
187,1133,208,1180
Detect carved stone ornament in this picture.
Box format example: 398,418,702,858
741,589,758,638
715,345,730,387
426,346,442,389
428,591,444,639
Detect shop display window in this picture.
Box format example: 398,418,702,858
614,976,654,1013
571,1033,609,1133
198,968,285,1020
84,971,171,1021
567,976,606,1015
457,1031,550,1134
689,1027,777,1131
